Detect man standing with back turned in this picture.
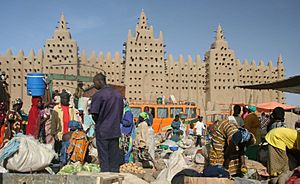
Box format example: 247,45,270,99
90,73,123,172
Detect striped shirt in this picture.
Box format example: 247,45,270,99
260,116,270,130
209,120,240,175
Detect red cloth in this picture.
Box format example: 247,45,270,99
26,97,41,139
61,104,70,134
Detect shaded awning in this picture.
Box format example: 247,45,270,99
235,75,300,94
256,101,296,112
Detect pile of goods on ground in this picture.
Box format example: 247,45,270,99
120,163,146,175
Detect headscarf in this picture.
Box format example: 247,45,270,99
248,106,256,113
60,91,71,106
68,120,82,131
26,97,41,139
139,112,149,120
232,128,253,145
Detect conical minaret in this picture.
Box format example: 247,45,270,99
53,13,71,39
277,54,284,80
136,9,148,30
58,13,67,30
44,13,78,77
276,54,285,102
210,24,229,50
216,24,224,40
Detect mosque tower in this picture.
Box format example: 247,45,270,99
43,14,79,91
277,54,285,103
204,25,238,106
124,9,165,102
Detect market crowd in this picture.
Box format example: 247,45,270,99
0,72,300,183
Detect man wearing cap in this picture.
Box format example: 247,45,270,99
91,73,123,172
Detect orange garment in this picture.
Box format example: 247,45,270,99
0,125,5,145
244,112,260,137
67,130,89,164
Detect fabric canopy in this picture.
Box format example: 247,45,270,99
256,101,296,112
235,75,300,94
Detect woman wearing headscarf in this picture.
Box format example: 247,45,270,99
0,102,8,145
120,99,134,163
244,106,260,138
209,120,255,176
0,99,24,148
266,127,300,177
134,112,152,167
26,97,42,139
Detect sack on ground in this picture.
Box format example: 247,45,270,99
1,135,56,172
156,151,188,182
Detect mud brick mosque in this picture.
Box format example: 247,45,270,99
0,10,285,111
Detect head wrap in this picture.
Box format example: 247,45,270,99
248,106,256,113
139,112,149,120
60,91,71,106
68,120,82,131
232,128,252,145
271,107,285,121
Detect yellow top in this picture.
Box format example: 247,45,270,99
265,127,300,151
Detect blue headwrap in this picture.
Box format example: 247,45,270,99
232,128,251,145
68,120,82,131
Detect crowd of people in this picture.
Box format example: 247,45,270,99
165,103,300,179
0,73,159,173
0,72,300,183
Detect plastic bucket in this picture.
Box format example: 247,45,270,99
27,73,46,96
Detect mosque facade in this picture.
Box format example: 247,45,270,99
0,10,284,111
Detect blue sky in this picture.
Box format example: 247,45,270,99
0,0,299,105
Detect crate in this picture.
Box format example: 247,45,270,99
76,172,124,184
184,177,234,184
3,173,124,184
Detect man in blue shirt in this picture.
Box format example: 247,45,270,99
90,73,123,172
